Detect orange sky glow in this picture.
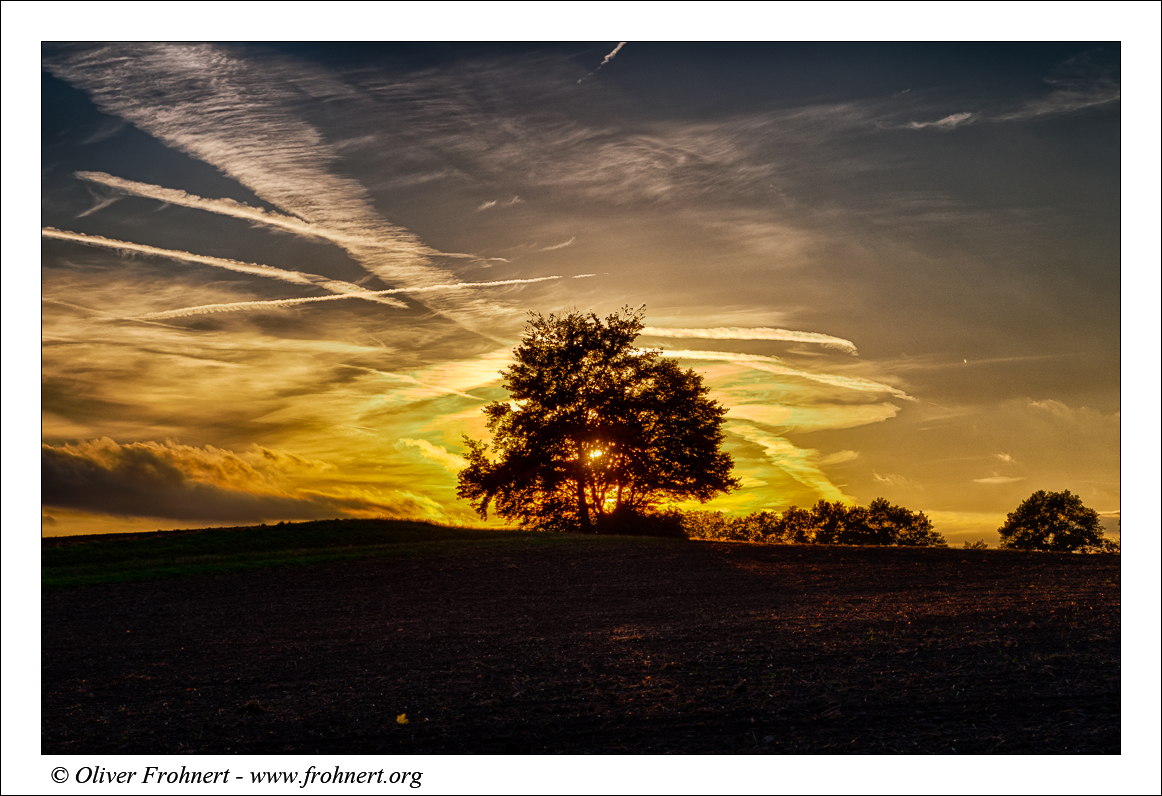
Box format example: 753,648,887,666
31,40,1141,546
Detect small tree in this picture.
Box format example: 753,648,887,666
809,499,849,544
457,307,739,532
778,506,816,544
997,490,1108,552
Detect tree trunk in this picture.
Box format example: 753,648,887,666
576,478,592,531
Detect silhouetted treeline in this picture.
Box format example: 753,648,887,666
681,498,947,547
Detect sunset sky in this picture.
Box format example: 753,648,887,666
36,40,1130,543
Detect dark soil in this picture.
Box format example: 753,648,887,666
42,539,1120,754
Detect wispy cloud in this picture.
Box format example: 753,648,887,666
75,170,336,239
1001,51,1120,120
76,170,503,265
42,227,409,307
476,196,522,212
873,471,919,488
42,44,529,334
76,193,122,218
128,275,595,321
727,402,899,432
972,475,1026,485
819,450,859,465
659,349,911,399
906,111,976,130
641,326,858,354
536,237,576,252
344,367,482,402
397,438,468,473
729,423,850,503
904,54,1119,130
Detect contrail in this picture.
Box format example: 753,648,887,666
641,326,858,354
600,42,627,67
41,227,408,307
43,44,537,337
537,237,576,252
578,42,628,83
42,297,184,329
74,171,499,263
658,349,911,399
344,367,481,401
130,275,597,320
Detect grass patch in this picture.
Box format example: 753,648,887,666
41,518,567,587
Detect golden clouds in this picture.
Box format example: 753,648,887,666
728,424,851,505
396,439,469,474
40,437,450,532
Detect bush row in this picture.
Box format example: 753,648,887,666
680,498,947,547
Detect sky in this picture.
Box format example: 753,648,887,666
33,39,1132,543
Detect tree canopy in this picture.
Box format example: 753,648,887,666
997,490,1113,553
457,307,739,532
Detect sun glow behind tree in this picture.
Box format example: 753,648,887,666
458,308,739,531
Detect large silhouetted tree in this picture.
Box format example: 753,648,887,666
998,490,1111,552
457,307,739,532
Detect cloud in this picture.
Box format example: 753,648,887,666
347,368,482,402
252,445,335,474
476,196,522,212
536,237,576,252
872,471,919,488
42,43,527,335
41,438,440,523
729,423,850,503
904,54,1118,130
397,438,469,473
659,349,911,399
972,475,1027,485
42,227,409,308
128,275,594,321
818,450,859,465
641,326,857,354
727,402,899,432
76,193,122,218
74,171,339,241
600,42,627,68
406,348,515,396
906,111,975,130
76,171,503,267
1000,51,1120,121
995,453,1016,464
578,42,627,83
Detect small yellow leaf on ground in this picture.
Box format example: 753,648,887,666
396,713,409,724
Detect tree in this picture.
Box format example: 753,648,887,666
867,497,947,547
811,497,946,547
997,490,1109,552
809,499,849,544
778,506,816,544
457,307,740,532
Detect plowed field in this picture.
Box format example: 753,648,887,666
42,537,1119,754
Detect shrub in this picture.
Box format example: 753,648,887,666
680,510,732,541
594,506,687,539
